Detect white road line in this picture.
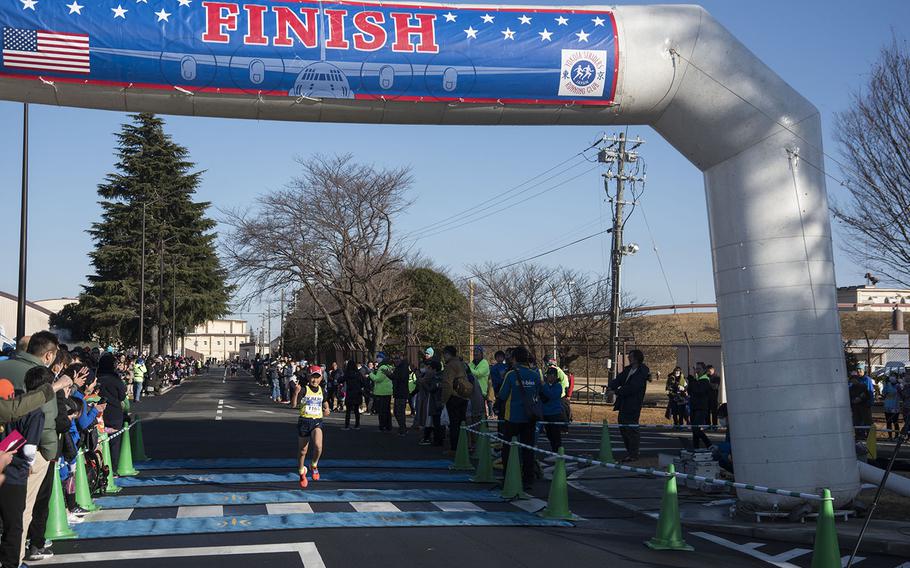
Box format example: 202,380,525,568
85,508,134,522
432,501,484,513
768,548,812,562
511,498,547,513
691,532,866,567
350,501,400,513
176,505,224,518
218,399,224,404
41,543,325,566
266,502,315,515
215,416,223,421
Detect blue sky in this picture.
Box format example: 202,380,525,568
1,0,908,339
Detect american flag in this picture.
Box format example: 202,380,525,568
3,28,90,74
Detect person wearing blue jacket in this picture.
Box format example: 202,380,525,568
496,346,543,490
541,367,564,452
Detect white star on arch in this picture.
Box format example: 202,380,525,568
66,0,83,14
155,8,171,21
575,29,590,42
481,13,494,24
592,16,605,27
538,28,552,41
112,4,128,18
20,0,37,11
464,26,477,39
135,0,147,3
555,16,568,26
518,15,531,25
501,27,515,40
178,0,192,5
443,12,456,22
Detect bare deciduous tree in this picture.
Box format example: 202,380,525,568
468,262,635,366
832,40,910,285
222,154,412,357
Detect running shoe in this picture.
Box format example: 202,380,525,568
299,467,308,489
311,467,320,481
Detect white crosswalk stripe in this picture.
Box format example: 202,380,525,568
432,501,484,512
177,505,224,518
266,502,315,515
349,501,400,513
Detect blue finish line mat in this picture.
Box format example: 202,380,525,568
97,489,505,509
117,471,474,487
135,458,453,470
74,511,571,539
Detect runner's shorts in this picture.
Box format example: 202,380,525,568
297,417,323,438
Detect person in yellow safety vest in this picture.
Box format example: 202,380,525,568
132,358,147,402
370,353,394,431
469,346,493,417
545,356,569,398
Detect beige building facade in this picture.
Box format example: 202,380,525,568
184,319,249,361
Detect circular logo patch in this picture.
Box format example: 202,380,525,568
570,60,596,87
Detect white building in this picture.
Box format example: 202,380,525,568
0,292,77,347
838,285,910,311
184,319,249,361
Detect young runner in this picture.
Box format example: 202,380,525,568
297,365,330,488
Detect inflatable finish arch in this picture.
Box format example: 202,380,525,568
0,2,858,506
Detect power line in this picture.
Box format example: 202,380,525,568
408,164,600,242
402,152,590,241
495,228,612,271
669,48,891,200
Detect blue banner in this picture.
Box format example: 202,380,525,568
0,0,617,105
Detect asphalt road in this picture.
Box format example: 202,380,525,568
38,368,903,568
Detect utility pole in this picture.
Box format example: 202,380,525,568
280,290,285,356
16,103,28,340
598,132,644,381
267,304,272,357
138,202,147,355
171,267,177,355
551,288,557,362
468,280,475,354
406,311,414,366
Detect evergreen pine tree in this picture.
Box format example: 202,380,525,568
55,113,230,351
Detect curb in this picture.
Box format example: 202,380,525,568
568,466,910,558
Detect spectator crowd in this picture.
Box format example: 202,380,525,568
0,332,200,568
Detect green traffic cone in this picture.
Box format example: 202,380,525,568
471,425,496,483
645,464,693,551
598,418,616,463
810,489,841,568
100,434,121,494
540,447,576,520
117,425,139,476
131,416,150,462
45,463,77,541
451,425,473,471
500,437,526,500
74,451,100,512
122,396,131,413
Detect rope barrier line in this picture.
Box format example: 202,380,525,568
482,418,901,434
73,419,137,457
464,424,824,502
483,418,727,431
